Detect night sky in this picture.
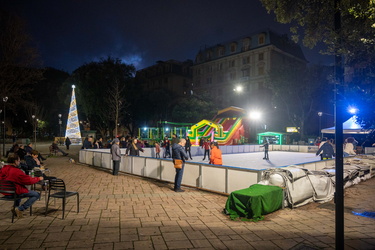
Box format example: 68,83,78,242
1,0,333,73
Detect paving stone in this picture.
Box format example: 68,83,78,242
114,241,134,249
271,239,299,250
93,242,114,250
66,240,95,249
165,239,193,249
137,227,161,236
159,226,182,233
19,240,43,249
71,231,96,241
207,238,228,249
133,240,154,249
190,239,213,248
94,232,120,243
162,231,188,241
249,240,280,250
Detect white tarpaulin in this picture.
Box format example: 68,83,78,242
321,116,372,134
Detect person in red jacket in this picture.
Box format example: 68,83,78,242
209,141,222,165
202,139,211,161
0,154,43,218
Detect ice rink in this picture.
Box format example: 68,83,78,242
190,151,322,170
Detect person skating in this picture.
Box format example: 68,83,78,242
202,139,210,161
260,140,269,160
185,136,193,160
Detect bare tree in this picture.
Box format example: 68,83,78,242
0,9,43,109
107,78,126,137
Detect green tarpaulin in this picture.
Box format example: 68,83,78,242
225,184,283,221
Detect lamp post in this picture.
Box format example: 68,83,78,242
32,115,36,149
318,112,323,138
58,113,62,145
2,97,8,157
249,111,262,144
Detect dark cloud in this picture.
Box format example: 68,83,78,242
1,0,332,72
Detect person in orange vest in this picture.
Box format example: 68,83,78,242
209,141,222,165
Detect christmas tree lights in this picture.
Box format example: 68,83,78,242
65,85,82,144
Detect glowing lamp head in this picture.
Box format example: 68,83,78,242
348,107,358,114
234,85,243,92
249,111,261,120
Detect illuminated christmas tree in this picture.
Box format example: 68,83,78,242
65,85,82,144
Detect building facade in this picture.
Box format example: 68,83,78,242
192,29,307,109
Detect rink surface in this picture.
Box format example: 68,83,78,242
190,151,321,170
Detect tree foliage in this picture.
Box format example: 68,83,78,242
0,9,43,106
259,0,374,60
260,0,375,136
70,57,135,138
266,63,332,139
171,93,217,123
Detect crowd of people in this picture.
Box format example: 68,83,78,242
0,142,59,219
314,136,364,159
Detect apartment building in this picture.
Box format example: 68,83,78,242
192,29,307,109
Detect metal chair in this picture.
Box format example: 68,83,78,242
45,178,79,219
0,180,33,223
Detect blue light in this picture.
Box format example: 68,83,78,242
348,106,358,114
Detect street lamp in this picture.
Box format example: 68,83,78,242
233,85,243,92
318,112,323,138
249,111,262,144
58,114,62,145
32,115,36,149
2,96,8,157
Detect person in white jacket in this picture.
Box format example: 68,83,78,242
343,137,356,157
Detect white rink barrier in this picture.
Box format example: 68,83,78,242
79,149,261,194
79,146,367,194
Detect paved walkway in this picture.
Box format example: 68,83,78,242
0,144,374,249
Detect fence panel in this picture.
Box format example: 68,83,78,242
201,166,226,193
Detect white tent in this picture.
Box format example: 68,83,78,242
321,116,372,134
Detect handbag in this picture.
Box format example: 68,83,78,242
173,159,183,169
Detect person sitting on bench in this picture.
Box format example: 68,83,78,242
51,141,69,156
